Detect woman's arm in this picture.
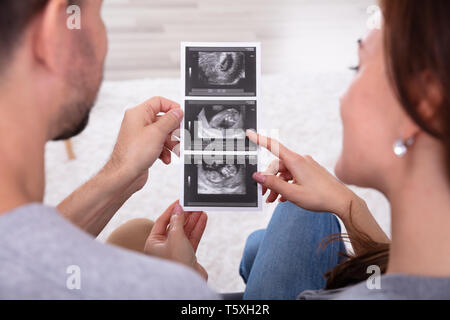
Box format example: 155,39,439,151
333,189,390,255
247,130,390,255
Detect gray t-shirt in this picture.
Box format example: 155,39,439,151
0,203,219,300
300,274,450,300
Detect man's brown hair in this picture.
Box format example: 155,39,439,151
0,0,81,70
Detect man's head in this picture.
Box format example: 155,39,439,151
0,0,107,140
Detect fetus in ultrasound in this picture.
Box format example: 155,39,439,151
197,105,245,139
198,161,246,195
198,52,245,85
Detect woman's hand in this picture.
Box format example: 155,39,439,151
105,96,183,190
247,130,355,219
144,201,208,280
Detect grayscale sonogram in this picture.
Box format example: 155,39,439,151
198,162,246,195
183,154,259,209
198,104,245,139
184,100,257,152
198,52,245,86
185,46,257,96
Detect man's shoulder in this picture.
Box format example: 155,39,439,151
0,203,218,300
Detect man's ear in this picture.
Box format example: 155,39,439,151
33,0,71,74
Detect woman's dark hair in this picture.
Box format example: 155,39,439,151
383,0,450,182
325,0,450,289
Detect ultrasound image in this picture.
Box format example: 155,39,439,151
198,52,245,86
197,105,245,139
184,100,257,152
185,46,257,97
198,161,246,195
183,153,258,208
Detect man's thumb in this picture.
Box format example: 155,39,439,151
151,109,183,139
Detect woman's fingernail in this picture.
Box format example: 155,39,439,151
171,109,184,120
173,203,184,216
253,172,266,184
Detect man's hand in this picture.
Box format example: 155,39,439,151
58,97,183,236
145,201,208,280
106,96,183,186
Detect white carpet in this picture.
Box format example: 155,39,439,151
44,71,390,293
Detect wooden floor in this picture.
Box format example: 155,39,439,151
102,0,373,80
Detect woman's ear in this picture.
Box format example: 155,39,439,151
396,71,443,141
416,71,445,133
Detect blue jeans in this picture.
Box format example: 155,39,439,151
240,201,346,300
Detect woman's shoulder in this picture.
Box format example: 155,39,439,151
298,274,450,300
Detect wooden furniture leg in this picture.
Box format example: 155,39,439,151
64,139,76,160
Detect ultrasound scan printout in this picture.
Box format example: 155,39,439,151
184,100,257,152
181,42,261,211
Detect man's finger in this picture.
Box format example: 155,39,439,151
151,201,178,236
164,133,180,152
246,130,295,161
172,128,181,140
139,96,180,121
172,144,180,157
157,118,181,139
159,147,172,165
150,109,183,142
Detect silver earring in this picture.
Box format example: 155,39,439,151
393,137,415,158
